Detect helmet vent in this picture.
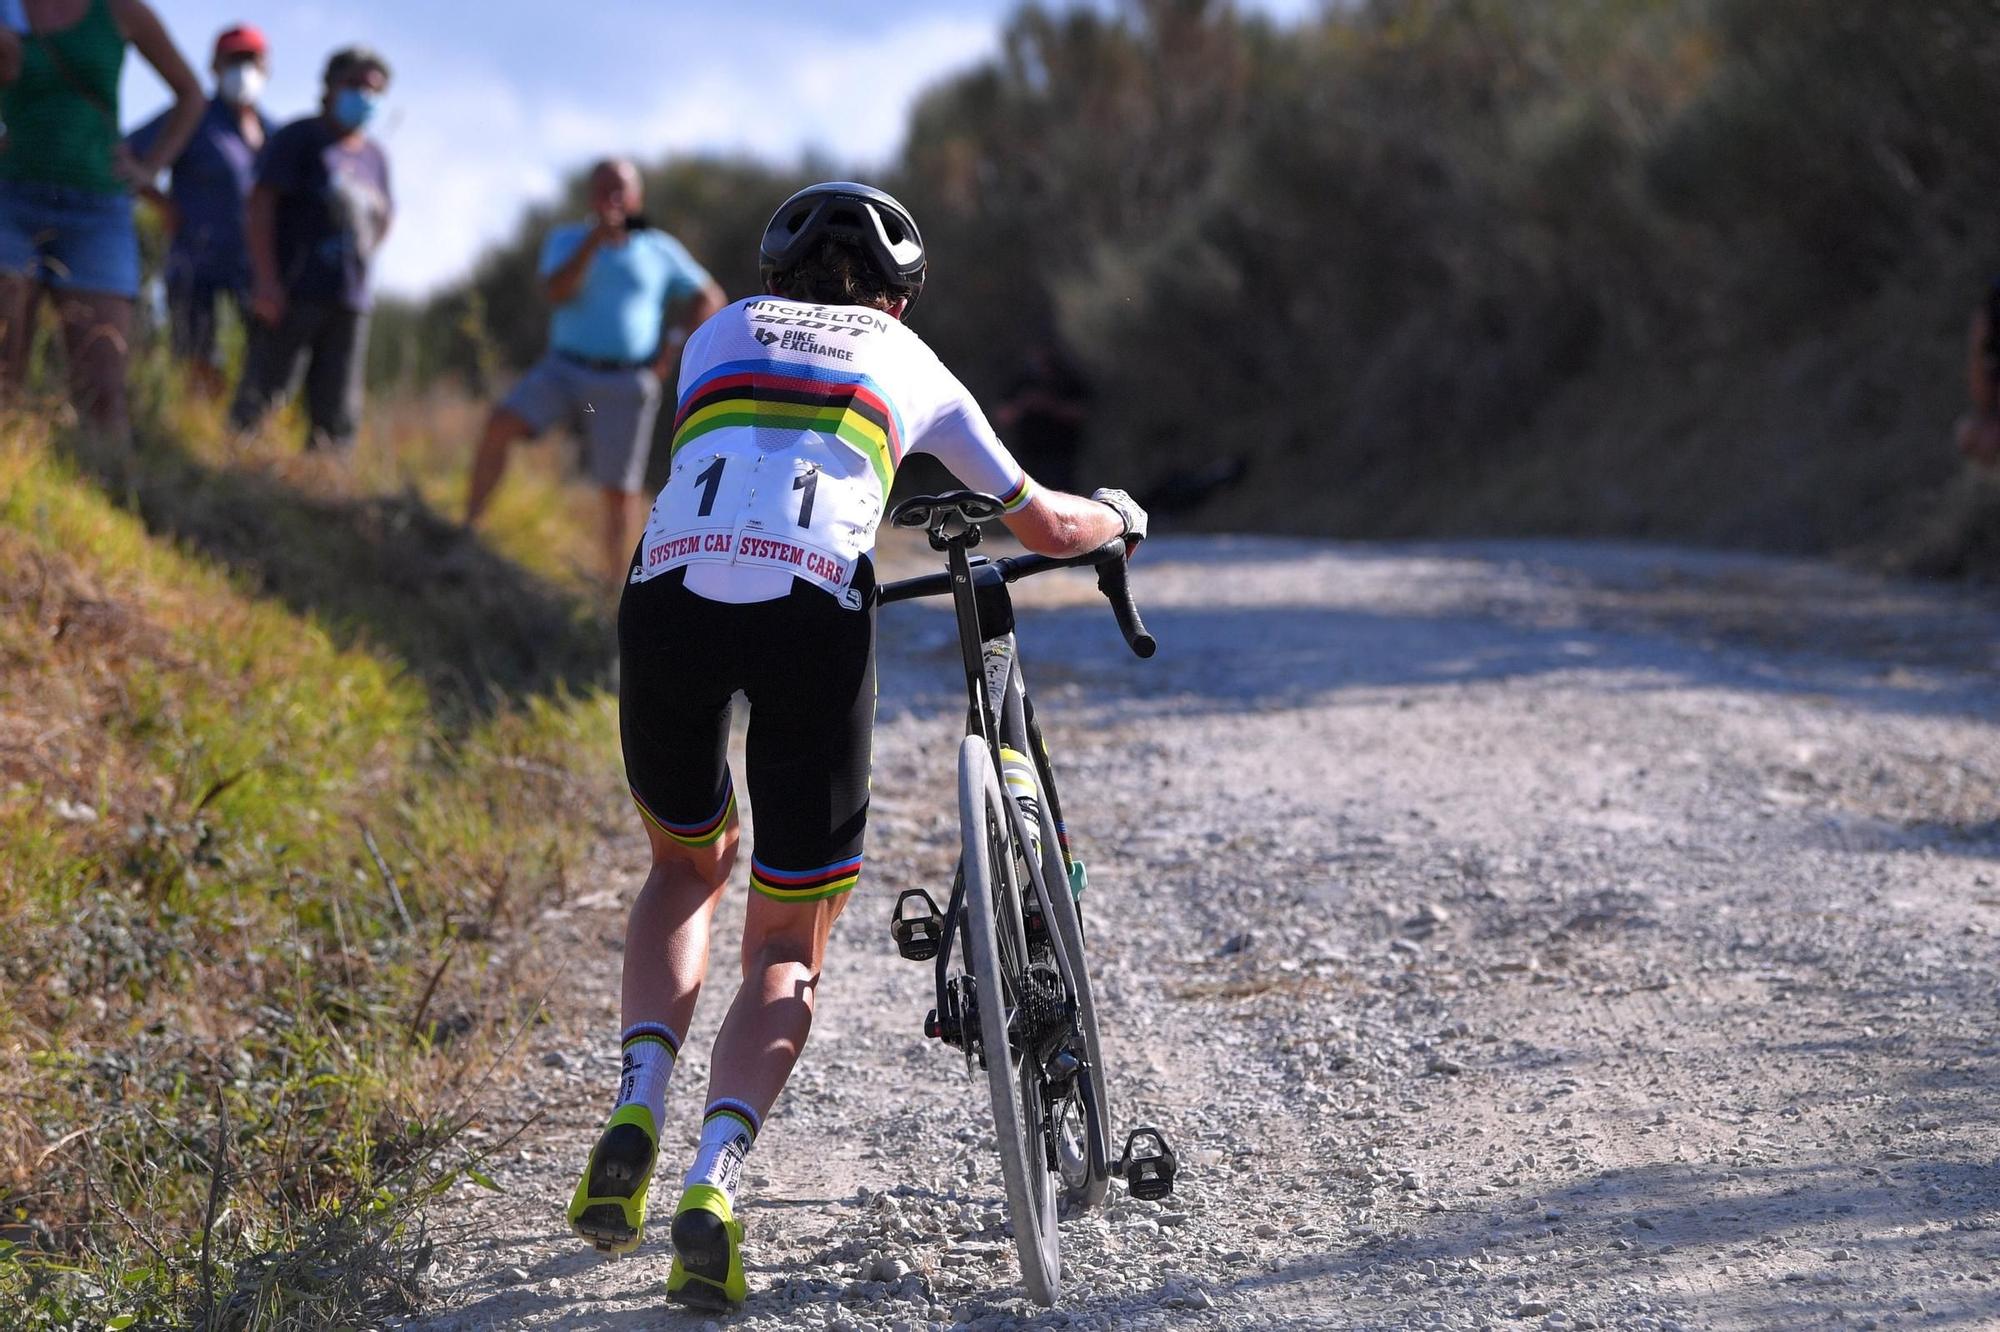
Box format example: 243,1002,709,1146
759,181,926,311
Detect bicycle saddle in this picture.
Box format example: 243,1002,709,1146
890,490,1006,530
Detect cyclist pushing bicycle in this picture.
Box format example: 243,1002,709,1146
567,180,1148,1312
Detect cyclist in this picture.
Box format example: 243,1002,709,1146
567,180,1147,1311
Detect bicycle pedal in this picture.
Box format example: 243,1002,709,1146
890,888,944,962
1112,1125,1178,1201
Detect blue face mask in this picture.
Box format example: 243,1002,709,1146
332,87,380,131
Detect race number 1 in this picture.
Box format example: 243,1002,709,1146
794,468,819,528
695,456,726,517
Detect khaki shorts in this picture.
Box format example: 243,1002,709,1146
501,352,663,493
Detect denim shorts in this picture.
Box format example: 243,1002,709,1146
0,180,140,298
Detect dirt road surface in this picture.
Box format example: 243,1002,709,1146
403,536,2000,1332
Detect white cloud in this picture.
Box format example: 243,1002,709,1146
369,14,999,297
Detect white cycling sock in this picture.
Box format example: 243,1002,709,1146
612,1022,679,1131
684,1099,759,1206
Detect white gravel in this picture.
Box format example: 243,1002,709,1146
402,534,2000,1332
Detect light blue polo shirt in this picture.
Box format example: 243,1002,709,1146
540,222,712,363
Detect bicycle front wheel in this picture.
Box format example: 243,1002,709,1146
958,734,1062,1306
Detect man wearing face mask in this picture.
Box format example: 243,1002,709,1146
228,44,392,453
125,23,271,399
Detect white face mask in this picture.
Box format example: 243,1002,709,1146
218,64,266,108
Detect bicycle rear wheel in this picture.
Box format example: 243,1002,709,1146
1013,739,1110,1210
958,734,1062,1306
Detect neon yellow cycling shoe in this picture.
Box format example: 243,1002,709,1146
567,1104,658,1255
665,1184,747,1310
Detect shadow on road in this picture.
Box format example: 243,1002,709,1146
874,536,2000,726
1221,1153,2000,1329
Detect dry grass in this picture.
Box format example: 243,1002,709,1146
0,384,624,1327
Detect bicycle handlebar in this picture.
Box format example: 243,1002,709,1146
1091,546,1157,659
877,539,1157,659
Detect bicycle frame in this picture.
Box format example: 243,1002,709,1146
878,501,1179,1268
919,531,1083,1055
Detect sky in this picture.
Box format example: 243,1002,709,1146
123,1,1320,298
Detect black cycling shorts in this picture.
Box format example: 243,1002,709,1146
617,564,876,902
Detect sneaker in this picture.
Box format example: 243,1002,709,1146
567,1104,658,1254
665,1184,747,1310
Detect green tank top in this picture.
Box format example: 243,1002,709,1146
0,0,127,194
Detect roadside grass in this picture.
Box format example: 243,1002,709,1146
0,377,624,1326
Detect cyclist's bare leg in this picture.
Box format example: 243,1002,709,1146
621,814,739,1040
658,885,849,1304
567,814,737,1254
701,888,851,1122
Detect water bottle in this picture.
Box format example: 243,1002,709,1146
999,747,1044,867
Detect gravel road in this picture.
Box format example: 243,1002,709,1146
403,535,2000,1332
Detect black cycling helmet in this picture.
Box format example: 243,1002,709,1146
759,181,926,309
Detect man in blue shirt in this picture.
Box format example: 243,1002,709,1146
464,157,726,584
126,23,272,399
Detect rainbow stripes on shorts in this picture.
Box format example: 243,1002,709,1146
749,853,862,902
634,779,737,848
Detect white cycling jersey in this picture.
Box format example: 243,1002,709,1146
633,296,1034,608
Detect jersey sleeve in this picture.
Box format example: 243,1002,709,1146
904,349,1035,513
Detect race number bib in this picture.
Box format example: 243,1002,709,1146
634,439,882,608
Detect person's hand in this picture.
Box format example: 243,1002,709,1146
249,276,286,327
588,207,627,248
0,30,21,87
1092,486,1149,554
112,144,156,193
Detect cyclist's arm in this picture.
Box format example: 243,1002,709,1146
1002,488,1125,558
907,355,1134,559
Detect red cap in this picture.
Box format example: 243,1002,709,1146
214,25,267,61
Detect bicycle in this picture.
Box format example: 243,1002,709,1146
876,490,1179,1306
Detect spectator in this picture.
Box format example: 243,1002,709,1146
993,341,1093,495
1954,276,2000,469
228,44,392,454
464,158,726,585
126,22,272,400
0,0,202,439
